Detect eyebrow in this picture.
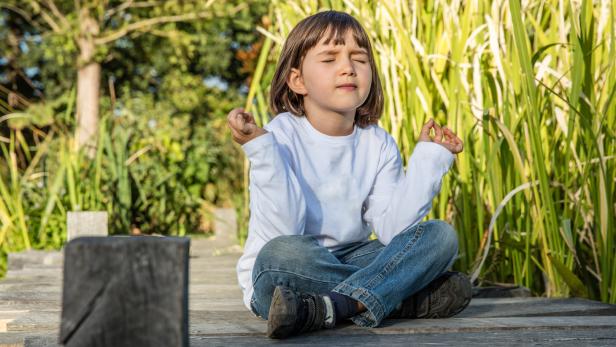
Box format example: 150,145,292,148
317,49,369,56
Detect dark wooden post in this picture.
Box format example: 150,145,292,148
59,236,190,347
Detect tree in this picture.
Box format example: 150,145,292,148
0,0,252,153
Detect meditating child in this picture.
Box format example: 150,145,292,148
227,10,471,339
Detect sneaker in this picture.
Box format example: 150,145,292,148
388,271,472,319
267,286,335,339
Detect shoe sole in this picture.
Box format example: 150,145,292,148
415,272,472,318
267,286,297,339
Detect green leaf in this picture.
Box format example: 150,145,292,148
548,254,588,298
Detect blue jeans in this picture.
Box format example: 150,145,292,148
250,220,459,328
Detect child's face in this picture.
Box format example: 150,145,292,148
288,29,372,119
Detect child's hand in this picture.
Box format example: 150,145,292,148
227,107,268,145
418,119,464,154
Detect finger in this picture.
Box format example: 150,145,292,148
241,122,256,135
441,126,452,144
433,122,443,143
448,131,462,145
419,119,435,139
446,133,462,153
227,108,245,130
229,126,243,143
455,136,464,152
443,126,457,139
243,112,257,126
443,127,459,146
227,107,244,122
232,113,246,132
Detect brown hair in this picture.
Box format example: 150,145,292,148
269,10,384,128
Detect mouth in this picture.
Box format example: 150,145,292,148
336,84,357,90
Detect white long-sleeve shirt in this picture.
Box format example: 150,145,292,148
236,112,454,311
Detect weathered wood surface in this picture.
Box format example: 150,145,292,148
0,234,615,346
65,212,108,241
59,237,190,347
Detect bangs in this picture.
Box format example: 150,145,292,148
296,15,371,63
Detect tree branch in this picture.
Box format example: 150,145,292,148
42,0,71,30
106,1,165,19
94,11,212,45
0,4,44,31
105,0,133,19
38,9,62,32
94,1,246,46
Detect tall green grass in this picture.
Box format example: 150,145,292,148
0,89,107,257
244,0,615,302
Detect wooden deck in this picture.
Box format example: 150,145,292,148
1,236,615,346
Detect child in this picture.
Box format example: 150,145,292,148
227,10,470,339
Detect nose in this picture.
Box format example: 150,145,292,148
339,55,356,76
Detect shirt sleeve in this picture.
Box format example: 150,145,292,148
362,139,454,245
236,131,307,310
241,131,307,240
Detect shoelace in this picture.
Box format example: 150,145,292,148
298,293,324,333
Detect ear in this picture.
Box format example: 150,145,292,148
287,67,307,95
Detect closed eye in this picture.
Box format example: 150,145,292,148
322,59,367,63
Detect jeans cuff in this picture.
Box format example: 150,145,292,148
332,282,385,328
249,295,261,319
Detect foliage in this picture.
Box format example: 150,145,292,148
0,86,244,275
0,0,268,101
0,1,268,275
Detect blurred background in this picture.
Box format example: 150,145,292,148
0,0,614,304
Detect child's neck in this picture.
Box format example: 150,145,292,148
304,107,355,137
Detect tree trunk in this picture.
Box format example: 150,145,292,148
75,9,101,156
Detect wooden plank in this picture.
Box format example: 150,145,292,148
0,285,61,294
458,298,616,317
15,327,616,347
189,316,616,336
189,328,616,346
4,269,61,280
0,292,61,303
7,251,63,271
189,301,248,311
3,235,616,346
6,311,59,332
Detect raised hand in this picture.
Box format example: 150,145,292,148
227,107,268,145
418,118,464,154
